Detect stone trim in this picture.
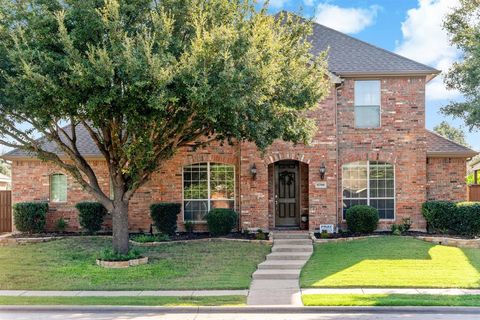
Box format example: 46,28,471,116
0,237,62,246
96,257,148,268
416,236,480,249
130,238,272,246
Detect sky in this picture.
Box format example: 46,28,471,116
267,0,480,151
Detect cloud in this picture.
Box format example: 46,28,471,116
395,0,461,101
304,0,314,6
314,3,381,34
269,0,290,9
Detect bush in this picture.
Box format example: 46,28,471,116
55,217,68,233
255,229,266,240
205,208,238,236
184,220,194,233
346,205,379,234
150,203,181,235
399,217,412,233
421,201,456,233
75,202,107,234
422,201,480,236
13,202,48,233
99,248,142,261
131,233,170,243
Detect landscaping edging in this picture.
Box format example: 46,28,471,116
96,257,148,268
0,236,62,246
416,236,480,249
314,235,380,243
130,237,272,246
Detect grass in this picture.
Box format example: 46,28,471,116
0,237,270,290
302,294,480,307
0,296,245,306
301,236,480,288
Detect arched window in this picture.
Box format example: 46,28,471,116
183,163,235,222
50,173,67,203
342,161,395,220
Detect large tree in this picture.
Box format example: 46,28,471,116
441,0,480,130
0,0,329,253
433,121,470,147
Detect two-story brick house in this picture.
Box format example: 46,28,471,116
4,19,477,233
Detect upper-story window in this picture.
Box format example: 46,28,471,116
183,163,235,222
50,173,67,203
354,80,381,128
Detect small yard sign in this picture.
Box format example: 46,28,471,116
319,224,334,234
314,181,327,189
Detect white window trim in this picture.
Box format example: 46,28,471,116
354,80,382,129
50,173,68,203
342,161,396,221
182,162,236,223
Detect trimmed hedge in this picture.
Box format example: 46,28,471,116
422,201,480,236
346,205,379,234
75,202,107,234
150,203,181,235
205,208,238,236
13,202,48,233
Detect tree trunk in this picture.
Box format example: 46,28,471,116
112,200,130,254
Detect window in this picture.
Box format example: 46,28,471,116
342,161,394,219
183,163,235,221
355,80,381,128
50,173,67,203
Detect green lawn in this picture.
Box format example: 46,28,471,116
0,237,270,290
302,294,480,306
0,296,245,306
301,236,480,288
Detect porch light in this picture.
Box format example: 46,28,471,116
250,163,257,179
319,163,326,180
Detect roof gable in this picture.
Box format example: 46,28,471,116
426,130,477,158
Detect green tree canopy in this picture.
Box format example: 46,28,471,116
433,121,470,147
0,0,329,252
442,0,480,130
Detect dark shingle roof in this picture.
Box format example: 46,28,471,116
307,19,439,76
3,124,101,159
426,130,477,158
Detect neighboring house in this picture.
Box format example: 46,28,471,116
0,173,10,191
469,156,480,185
3,18,478,232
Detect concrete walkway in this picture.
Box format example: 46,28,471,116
302,288,480,295
247,231,313,306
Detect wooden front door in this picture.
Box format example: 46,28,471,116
0,191,12,232
275,162,299,227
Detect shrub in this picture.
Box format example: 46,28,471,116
55,217,68,233
345,205,379,234
255,229,266,240
75,202,107,234
13,202,48,233
421,201,456,233
422,201,480,236
131,233,170,243
205,208,238,236
399,217,412,233
150,203,181,235
99,248,142,261
391,224,401,236
184,220,194,233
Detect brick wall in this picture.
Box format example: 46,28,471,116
427,157,467,201
10,76,462,233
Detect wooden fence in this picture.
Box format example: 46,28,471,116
0,191,11,232
468,185,480,202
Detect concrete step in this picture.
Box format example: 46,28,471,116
266,252,311,261
272,245,313,253
274,239,312,246
252,269,300,280
257,260,305,270
273,232,310,240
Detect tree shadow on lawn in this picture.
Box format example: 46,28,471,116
300,236,480,288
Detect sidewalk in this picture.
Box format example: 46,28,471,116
2,288,480,297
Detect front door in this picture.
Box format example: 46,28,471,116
275,162,299,227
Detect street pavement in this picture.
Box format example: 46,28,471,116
1,307,480,320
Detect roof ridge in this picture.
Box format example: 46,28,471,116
427,129,477,152
282,11,439,74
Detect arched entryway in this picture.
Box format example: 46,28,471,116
268,160,309,229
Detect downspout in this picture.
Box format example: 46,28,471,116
334,79,344,232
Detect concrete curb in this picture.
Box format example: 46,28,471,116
1,305,480,314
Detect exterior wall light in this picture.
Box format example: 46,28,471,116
251,163,257,179
319,163,326,180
